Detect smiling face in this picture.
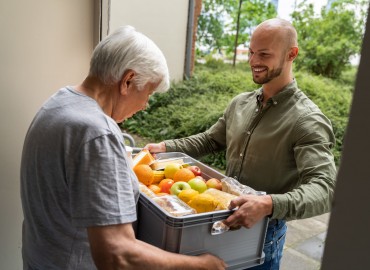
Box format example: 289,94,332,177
248,19,298,88
249,30,288,85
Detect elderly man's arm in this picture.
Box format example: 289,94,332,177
87,223,226,270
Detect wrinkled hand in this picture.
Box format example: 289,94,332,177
143,142,166,154
197,253,227,270
224,195,273,229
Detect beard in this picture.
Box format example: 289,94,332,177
252,58,285,84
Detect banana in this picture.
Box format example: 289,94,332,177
153,170,165,184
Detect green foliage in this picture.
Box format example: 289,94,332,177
291,0,366,78
338,66,358,87
122,63,354,169
203,55,226,70
198,0,367,79
231,0,277,44
197,0,277,60
123,65,255,140
197,0,227,50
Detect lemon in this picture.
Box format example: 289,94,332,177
178,189,199,204
188,193,218,213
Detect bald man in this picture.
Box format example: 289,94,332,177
145,18,336,269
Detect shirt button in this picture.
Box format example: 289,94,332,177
240,153,243,157
255,108,259,112
247,131,251,135
273,101,278,105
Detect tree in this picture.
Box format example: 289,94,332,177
229,0,277,66
291,0,367,78
197,0,231,55
197,0,276,62
232,0,244,67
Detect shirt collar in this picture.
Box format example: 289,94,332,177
256,79,298,106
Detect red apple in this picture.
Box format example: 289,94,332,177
158,179,175,194
206,178,222,190
187,165,202,176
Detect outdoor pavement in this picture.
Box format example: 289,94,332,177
280,213,330,270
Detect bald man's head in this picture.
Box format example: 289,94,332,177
253,18,298,51
248,18,299,86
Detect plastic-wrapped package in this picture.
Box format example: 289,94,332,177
221,177,265,196
139,183,156,198
153,195,197,217
203,188,238,210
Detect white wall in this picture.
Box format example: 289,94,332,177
0,0,94,268
109,0,189,82
0,1,188,268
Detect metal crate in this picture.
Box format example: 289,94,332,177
136,152,268,270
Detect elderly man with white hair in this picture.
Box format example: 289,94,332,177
20,26,226,270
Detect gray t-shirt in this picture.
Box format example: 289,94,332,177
20,87,139,269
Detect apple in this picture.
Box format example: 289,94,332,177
206,178,222,190
164,163,183,179
158,179,175,194
170,181,191,196
195,175,206,183
188,177,208,193
187,165,202,176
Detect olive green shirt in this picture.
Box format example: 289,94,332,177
164,80,337,220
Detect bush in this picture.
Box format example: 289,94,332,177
122,63,354,169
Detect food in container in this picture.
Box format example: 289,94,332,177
153,195,196,217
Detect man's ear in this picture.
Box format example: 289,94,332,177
288,46,299,61
120,70,135,95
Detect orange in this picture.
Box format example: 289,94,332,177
158,179,175,194
173,168,195,182
148,184,161,194
164,163,183,179
133,164,154,186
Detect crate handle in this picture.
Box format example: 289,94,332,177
211,221,229,235
211,220,242,235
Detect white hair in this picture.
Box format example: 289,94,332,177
89,25,170,93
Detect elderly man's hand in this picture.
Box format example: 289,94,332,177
224,195,273,229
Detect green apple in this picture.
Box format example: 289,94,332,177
188,177,207,193
170,181,191,195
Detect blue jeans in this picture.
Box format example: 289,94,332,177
247,219,287,270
